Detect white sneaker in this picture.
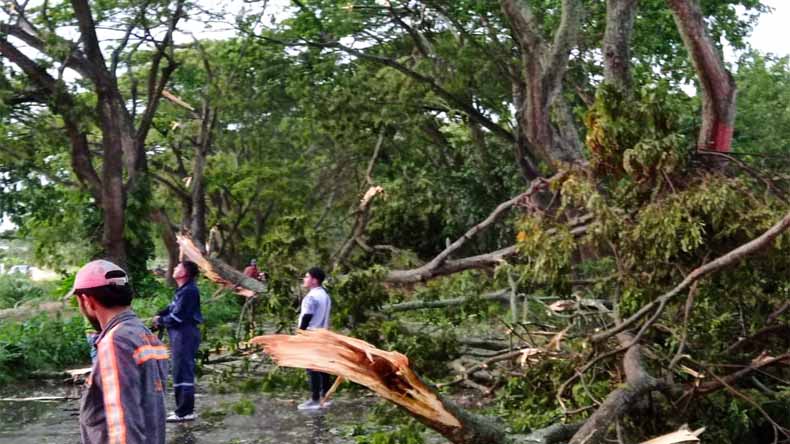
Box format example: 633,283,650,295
166,412,197,422
297,400,322,410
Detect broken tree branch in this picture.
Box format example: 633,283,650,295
386,175,560,284
251,329,507,444
592,211,790,343
568,334,666,444
176,233,265,297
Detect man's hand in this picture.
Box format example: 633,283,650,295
151,316,161,331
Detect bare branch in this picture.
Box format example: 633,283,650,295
385,175,561,284
568,334,665,444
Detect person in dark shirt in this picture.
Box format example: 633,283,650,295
153,260,203,422
72,259,168,444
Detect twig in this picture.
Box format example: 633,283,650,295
669,281,699,371
698,362,790,444
698,150,789,204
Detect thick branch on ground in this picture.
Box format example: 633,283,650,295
251,329,507,444
440,347,547,389
592,211,790,343
569,334,665,444
514,423,583,444
383,290,510,312
667,0,736,153
176,233,264,297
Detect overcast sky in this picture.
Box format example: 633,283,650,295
1,1,788,233
748,0,790,57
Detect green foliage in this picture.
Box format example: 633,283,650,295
354,421,425,444
230,398,256,416
0,313,88,384
0,275,50,309
585,83,691,184
344,403,427,444
329,266,389,327
515,216,576,290
734,51,790,170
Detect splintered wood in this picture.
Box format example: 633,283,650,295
250,329,462,429
176,233,261,297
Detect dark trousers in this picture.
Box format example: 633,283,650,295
307,369,331,401
168,324,201,416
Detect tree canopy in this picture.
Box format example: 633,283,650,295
0,1,788,443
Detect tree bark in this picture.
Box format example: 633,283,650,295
603,0,639,90
151,208,179,287
501,0,584,170
667,0,736,153
569,334,664,444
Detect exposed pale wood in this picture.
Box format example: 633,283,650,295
640,426,704,444
176,234,265,297
251,329,507,444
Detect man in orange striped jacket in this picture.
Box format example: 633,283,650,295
71,259,169,444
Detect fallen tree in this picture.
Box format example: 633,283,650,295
251,329,702,444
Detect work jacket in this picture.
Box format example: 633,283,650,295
80,310,169,444
158,280,203,328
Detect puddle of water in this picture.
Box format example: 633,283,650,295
0,382,382,444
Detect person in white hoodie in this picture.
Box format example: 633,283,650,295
296,267,332,410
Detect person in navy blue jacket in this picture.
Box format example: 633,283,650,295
153,260,203,422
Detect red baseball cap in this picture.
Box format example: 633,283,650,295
69,259,128,296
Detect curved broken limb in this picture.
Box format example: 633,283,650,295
250,329,506,444
176,233,265,297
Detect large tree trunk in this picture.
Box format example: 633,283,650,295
667,0,736,153
501,0,585,170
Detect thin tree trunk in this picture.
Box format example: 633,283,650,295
151,208,179,287
603,0,638,91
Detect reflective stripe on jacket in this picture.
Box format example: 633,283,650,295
80,311,169,444
158,280,203,327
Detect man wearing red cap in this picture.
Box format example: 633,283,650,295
72,259,169,444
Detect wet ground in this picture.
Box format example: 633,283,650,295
0,380,387,444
